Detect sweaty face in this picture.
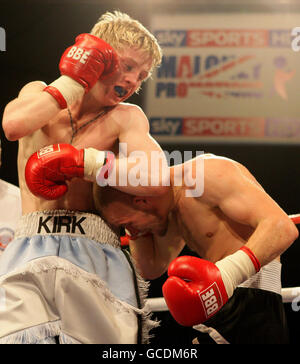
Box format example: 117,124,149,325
99,47,153,105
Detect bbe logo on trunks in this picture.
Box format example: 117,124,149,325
37,215,86,234
198,282,223,319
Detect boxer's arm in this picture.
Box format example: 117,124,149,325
3,34,118,141
162,159,298,326
2,81,61,141
203,158,298,266
130,235,186,280
110,105,170,196
129,215,185,279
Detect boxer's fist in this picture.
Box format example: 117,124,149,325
59,33,119,91
162,256,228,326
25,143,114,200
25,144,84,200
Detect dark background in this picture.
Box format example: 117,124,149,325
0,0,299,344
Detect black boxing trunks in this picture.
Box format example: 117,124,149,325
192,260,289,344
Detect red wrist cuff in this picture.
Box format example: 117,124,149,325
43,86,67,109
240,246,261,272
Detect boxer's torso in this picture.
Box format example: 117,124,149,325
174,196,253,263
170,157,256,262
19,103,127,214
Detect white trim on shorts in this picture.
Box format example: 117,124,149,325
15,210,120,247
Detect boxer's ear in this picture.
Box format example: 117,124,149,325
132,196,152,211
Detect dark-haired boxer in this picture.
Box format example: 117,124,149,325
93,154,298,344
0,11,166,344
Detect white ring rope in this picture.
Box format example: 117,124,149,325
146,287,300,312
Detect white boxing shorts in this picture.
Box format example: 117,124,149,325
0,210,157,344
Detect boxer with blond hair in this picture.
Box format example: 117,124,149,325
1,11,167,344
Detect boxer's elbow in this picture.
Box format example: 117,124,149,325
275,216,299,249
136,260,168,280
2,116,22,141
140,266,167,280
2,104,28,141
285,219,299,244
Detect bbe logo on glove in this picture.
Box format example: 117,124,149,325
66,46,91,64
162,256,229,326
198,282,223,319
25,144,85,200
37,144,61,158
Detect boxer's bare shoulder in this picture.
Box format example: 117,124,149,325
109,102,149,130
18,81,47,96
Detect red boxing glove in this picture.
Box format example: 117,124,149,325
25,144,114,200
59,33,119,90
44,34,119,108
162,256,228,326
163,247,260,326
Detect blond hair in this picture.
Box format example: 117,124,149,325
91,11,162,73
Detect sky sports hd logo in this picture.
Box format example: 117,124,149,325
154,28,300,50
291,27,300,51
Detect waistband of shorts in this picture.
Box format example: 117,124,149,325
14,210,120,248
238,260,282,295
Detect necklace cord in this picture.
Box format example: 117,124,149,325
67,107,107,144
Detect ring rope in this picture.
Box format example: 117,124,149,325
146,287,300,312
